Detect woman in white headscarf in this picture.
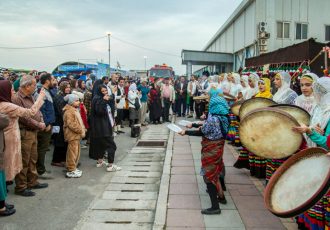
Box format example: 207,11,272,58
293,76,330,230
240,75,250,100
273,72,298,104
128,83,141,127
245,73,259,99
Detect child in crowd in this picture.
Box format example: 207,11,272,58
63,94,86,178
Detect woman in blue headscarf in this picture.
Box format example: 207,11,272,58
179,87,229,215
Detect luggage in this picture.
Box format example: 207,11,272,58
131,125,141,138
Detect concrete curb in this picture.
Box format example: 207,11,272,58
152,122,174,229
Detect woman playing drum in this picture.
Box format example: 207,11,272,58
293,76,330,230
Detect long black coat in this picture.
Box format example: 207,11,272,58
89,95,116,160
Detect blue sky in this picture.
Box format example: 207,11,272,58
0,0,242,74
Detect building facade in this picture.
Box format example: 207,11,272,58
202,0,330,72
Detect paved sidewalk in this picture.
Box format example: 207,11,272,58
166,132,288,229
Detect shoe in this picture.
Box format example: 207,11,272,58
5,203,14,210
0,208,16,217
165,120,171,123
38,172,53,180
201,208,221,215
218,196,227,204
187,115,193,118
51,162,65,167
118,130,125,134
30,183,48,189
106,164,122,172
75,168,82,174
81,144,88,149
96,160,109,168
15,189,35,197
66,170,82,178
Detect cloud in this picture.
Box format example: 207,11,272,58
0,0,242,74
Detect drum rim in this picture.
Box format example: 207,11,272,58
239,97,277,118
270,104,311,120
264,147,330,218
239,107,303,159
231,100,244,116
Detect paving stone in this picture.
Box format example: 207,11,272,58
228,185,261,196
203,210,244,228
206,228,245,230
114,171,162,178
80,223,152,230
105,183,158,191
92,199,156,210
166,209,205,228
120,165,162,172
119,161,162,166
88,210,154,223
172,154,193,160
168,194,201,209
238,209,285,229
173,150,192,155
171,166,195,175
169,183,199,195
102,191,158,200
167,228,204,230
171,159,194,167
170,175,197,184
231,196,266,210
226,174,254,185
110,176,160,184
200,195,237,210
130,148,165,153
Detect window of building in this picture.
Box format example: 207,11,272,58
277,22,290,39
326,25,330,41
296,23,308,39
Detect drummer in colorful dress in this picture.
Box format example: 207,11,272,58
293,76,330,230
247,78,273,178
266,72,298,183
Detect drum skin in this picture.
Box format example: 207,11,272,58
264,147,330,218
239,108,303,159
239,97,277,119
231,100,244,117
270,104,311,126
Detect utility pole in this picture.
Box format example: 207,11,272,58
107,32,111,76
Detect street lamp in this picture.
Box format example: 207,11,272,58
107,32,111,76
143,56,147,71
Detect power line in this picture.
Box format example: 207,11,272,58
0,36,107,50
0,34,181,58
111,35,181,58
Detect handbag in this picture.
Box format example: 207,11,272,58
129,98,140,110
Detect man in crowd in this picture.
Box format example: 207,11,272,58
37,73,56,179
161,78,175,122
187,75,197,118
115,77,126,133
12,75,48,196
138,78,150,126
175,76,188,117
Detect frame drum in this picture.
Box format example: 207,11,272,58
264,147,330,218
270,104,311,126
239,97,277,119
239,108,303,159
231,100,244,117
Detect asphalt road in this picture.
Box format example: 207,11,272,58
0,126,141,230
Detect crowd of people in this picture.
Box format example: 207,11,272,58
0,67,329,229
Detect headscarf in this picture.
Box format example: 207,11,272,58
240,75,250,99
245,72,259,99
86,80,93,91
92,79,103,98
273,72,298,104
229,73,242,97
129,83,137,91
0,80,12,103
255,78,272,99
294,73,318,114
307,77,330,147
58,81,70,96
